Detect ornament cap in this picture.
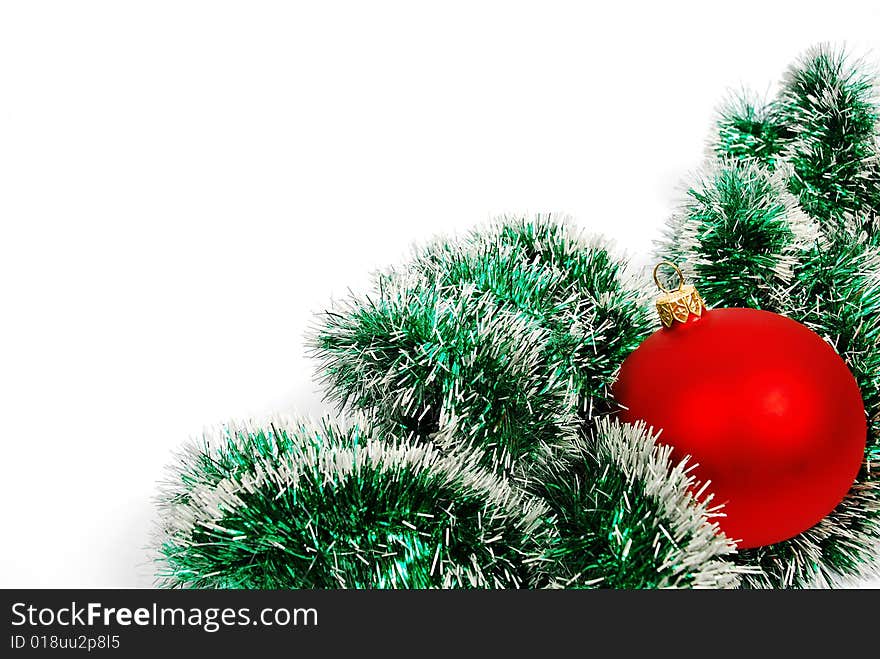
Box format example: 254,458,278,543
653,261,705,328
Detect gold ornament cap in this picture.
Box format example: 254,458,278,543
653,261,705,328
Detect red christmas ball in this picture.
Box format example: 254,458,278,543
614,301,866,549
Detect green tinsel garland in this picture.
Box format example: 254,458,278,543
155,44,880,590
411,218,655,419
156,415,741,589
778,46,880,225
661,159,819,310
715,44,880,231
715,91,790,170
662,44,880,587
528,419,743,589
310,277,578,474
310,215,653,474
157,417,548,588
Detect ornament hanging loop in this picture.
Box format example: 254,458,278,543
653,261,685,294
652,261,706,327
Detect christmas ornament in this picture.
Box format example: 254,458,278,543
614,262,867,549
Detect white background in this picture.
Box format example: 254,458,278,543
2,1,879,587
